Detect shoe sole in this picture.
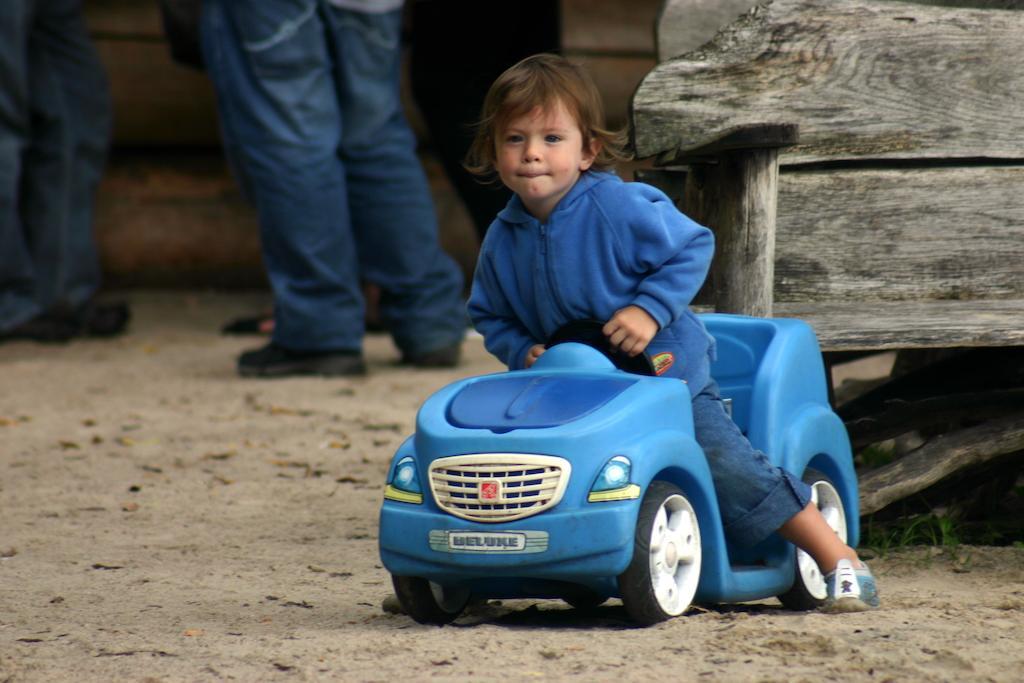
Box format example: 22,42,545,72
406,358,460,368
821,597,878,613
401,346,462,368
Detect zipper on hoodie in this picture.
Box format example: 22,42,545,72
538,221,572,321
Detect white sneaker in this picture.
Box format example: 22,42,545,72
822,558,880,613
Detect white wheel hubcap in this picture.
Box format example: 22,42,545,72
796,480,848,600
648,494,702,615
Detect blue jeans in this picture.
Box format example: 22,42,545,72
0,0,110,331
200,0,466,354
693,381,812,547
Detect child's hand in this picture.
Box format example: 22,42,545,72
524,344,546,368
603,306,658,357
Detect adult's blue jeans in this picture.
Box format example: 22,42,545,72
693,381,813,547
200,0,466,354
0,0,110,332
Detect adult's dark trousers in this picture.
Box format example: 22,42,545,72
0,0,111,332
201,0,466,355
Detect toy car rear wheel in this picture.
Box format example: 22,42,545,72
391,575,470,625
778,468,849,611
618,481,702,625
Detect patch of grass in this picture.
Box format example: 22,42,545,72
857,444,896,469
863,512,963,558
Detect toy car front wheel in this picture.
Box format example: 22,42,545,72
618,481,702,625
778,468,849,610
391,575,470,625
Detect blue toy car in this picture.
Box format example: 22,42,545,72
378,314,858,625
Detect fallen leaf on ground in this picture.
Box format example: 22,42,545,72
269,405,313,416
183,629,204,637
203,451,237,461
269,459,308,468
362,422,402,433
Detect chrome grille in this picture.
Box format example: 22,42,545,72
429,454,571,522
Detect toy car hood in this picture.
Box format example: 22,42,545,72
443,343,641,431
446,374,638,431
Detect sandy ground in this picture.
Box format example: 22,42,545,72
2,290,1023,683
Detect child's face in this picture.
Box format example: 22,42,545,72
494,99,597,222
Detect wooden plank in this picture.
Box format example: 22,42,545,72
95,152,481,288
561,0,659,55
845,389,1024,450
85,0,164,38
889,0,1024,8
632,0,1024,162
773,300,1024,352
94,39,220,147
858,413,1024,515
771,165,1024,302
95,153,263,287
655,0,759,61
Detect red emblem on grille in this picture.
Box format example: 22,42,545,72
479,481,500,501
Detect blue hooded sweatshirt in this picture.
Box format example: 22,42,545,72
468,171,717,396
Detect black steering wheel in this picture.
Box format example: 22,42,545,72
545,319,657,376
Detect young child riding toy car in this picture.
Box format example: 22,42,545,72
378,54,878,624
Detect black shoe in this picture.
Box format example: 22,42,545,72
0,313,78,343
0,301,129,344
75,301,131,337
401,342,461,368
238,342,366,378
221,314,272,335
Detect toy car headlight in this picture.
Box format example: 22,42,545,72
384,456,423,504
588,456,641,502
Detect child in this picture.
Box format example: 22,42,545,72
464,54,879,612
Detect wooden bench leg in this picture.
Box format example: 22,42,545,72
689,148,780,318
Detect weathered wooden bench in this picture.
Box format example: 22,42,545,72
632,0,1024,354
631,0,1024,515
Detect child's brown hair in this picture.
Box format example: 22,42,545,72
464,53,629,178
